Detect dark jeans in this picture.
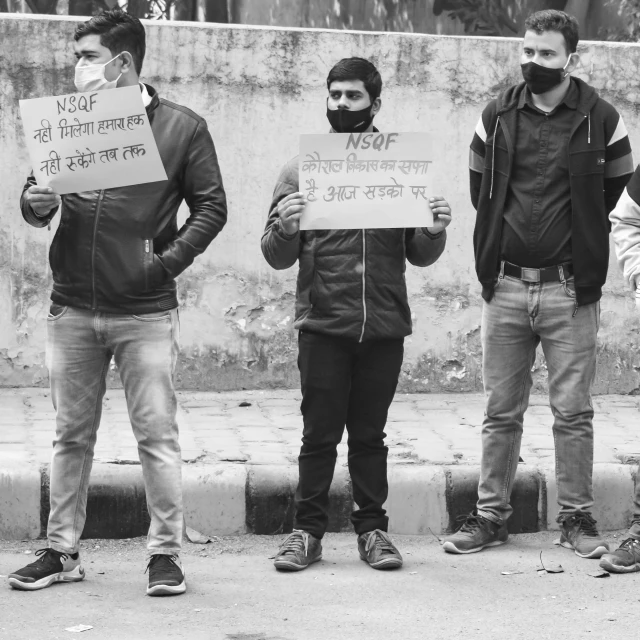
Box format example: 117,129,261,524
294,331,404,539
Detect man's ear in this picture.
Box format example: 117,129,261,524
566,52,580,75
371,97,382,115
119,51,135,74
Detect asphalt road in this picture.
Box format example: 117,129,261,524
0,532,638,640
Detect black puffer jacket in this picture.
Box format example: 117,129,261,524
21,84,227,314
261,156,447,341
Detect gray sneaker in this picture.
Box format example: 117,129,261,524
358,530,403,570
600,537,640,573
274,530,322,571
555,512,609,559
442,512,508,554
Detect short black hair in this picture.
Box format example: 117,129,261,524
74,9,146,75
524,10,579,54
326,57,382,101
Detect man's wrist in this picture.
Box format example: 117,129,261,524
277,220,298,240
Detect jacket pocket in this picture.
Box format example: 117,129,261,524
569,149,606,176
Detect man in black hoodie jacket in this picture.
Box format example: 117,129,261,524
442,10,633,558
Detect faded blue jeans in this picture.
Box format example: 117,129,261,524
45,305,182,556
476,268,599,525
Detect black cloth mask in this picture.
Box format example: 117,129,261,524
326,103,374,133
521,58,570,95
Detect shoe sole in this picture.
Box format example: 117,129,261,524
147,581,187,596
555,539,609,559
358,554,402,570
599,557,640,574
8,566,85,591
442,539,507,555
274,555,322,572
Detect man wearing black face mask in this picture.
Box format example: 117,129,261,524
262,57,450,572
442,10,634,558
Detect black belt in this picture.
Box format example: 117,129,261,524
502,261,573,283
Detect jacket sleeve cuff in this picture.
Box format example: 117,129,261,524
275,220,299,241
421,227,444,239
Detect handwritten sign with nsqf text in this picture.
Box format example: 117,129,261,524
299,132,434,230
20,86,167,195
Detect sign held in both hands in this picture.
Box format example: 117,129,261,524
299,132,435,230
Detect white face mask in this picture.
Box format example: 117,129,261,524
74,53,127,93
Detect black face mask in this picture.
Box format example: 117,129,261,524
521,59,570,95
326,104,374,133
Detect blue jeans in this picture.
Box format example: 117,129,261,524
476,269,599,525
45,305,182,556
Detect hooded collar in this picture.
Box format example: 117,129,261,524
497,76,598,117
518,77,579,112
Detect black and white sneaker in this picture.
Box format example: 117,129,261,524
146,554,186,596
8,548,84,591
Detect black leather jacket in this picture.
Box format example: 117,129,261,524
21,85,227,314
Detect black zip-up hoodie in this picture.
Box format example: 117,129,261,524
471,78,633,307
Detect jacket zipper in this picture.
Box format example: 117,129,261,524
91,190,105,310
359,229,367,343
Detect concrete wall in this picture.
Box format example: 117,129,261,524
2,14,640,393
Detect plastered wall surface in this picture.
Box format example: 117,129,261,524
2,14,640,393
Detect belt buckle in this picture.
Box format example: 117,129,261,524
521,268,540,283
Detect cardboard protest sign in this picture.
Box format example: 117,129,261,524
299,132,434,230
19,86,167,195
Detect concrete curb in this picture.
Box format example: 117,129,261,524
1,462,637,541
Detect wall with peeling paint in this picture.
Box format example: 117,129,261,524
2,15,640,393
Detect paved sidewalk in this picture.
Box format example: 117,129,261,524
4,389,640,467
1,389,640,540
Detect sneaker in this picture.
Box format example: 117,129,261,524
442,512,508,554
146,554,186,596
599,538,640,573
273,530,322,571
358,529,403,570
555,512,609,559
628,520,640,539
8,548,84,591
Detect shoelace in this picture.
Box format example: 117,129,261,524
455,513,489,534
145,554,180,575
618,538,640,559
279,531,309,556
364,530,396,555
27,548,68,569
569,513,599,538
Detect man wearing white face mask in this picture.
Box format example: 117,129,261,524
8,10,227,596
442,10,634,558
